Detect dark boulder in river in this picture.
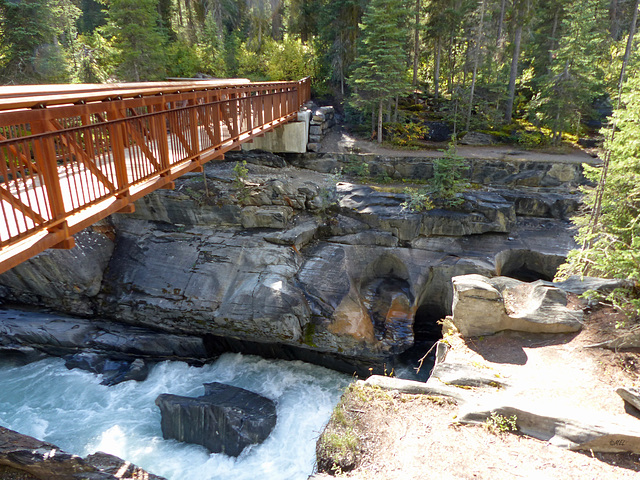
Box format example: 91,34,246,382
64,352,150,385
156,382,277,456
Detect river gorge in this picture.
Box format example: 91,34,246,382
0,148,596,478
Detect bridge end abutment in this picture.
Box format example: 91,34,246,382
243,109,311,154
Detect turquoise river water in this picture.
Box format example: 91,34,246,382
0,353,350,479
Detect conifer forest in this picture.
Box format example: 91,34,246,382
1,0,640,311
1,0,638,142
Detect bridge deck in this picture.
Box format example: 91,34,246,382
0,78,311,274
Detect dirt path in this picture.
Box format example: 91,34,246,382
315,304,640,479
320,127,601,165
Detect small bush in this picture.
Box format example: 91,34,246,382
402,187,434,212
232,161,250,204
517,130,549,148
388,122,428,147
431,143,469,206
485,412,518,434
343,158,370,178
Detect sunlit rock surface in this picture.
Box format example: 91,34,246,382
0,152,586,373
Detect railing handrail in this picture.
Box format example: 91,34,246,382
0,78,308,111
0,77,312,274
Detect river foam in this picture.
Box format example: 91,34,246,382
0,353,350,479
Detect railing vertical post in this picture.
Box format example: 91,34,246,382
265,89,273,125
31,112,73,248
229,88,239,142
106,103,130,196
212,92,221,147
152,96,171,175
257,87,264,131
80,108,95,160
188,94,200,162
31,116,64,220
246,90,253,133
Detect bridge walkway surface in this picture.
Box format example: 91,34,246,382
0,77,311,274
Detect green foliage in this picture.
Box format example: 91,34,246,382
0,0,79,83
517,130,550,149
32,43,71,83
233,160,249,187
527,0,610,143
342,157,370,178
389,122,428,147
199,14,227,77
485,412,518,434
375,171,393,184
77,31,115,83
236,41,267,80
265,36,316,81
166,40,202,78
402,143,470,212
232,160,250,204
0,0,630,147
314,0,364,92
402,187,434,212
431,143,469,204
105,0,167,81
349,0,410,122
557,73,640,317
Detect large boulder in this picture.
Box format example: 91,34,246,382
155,382,277,456
451,274,583,337
459,132,496,146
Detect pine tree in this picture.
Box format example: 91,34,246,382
200,13,227,76
105,0,168,81
350,0,410,143
0,0,78,84
557,73,640,314
316,0,365,95
528,0,609,143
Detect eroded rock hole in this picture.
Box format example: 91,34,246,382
496,249,566,283
413,303,448,343
502,265,552,282
361,277,414,354
396,301,448,381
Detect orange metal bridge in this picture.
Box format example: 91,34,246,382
0,77,311,274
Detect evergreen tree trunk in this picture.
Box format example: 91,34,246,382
394,95,399,123
505,18,523,122
378,99,383,144
497,0,506,46
372,108,376,137
413,0,421,102
466,0,486,131
619,0,639,88
434,36,441,100
610,0,622,40
549,5,560,64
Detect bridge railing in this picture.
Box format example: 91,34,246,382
0,77,311,272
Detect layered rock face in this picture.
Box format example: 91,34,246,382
0,426,166,480
0,150,587,373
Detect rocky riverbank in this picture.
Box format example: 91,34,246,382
0,149,591,374
315,275,640,479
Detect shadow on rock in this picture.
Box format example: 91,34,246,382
463,331,578,366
